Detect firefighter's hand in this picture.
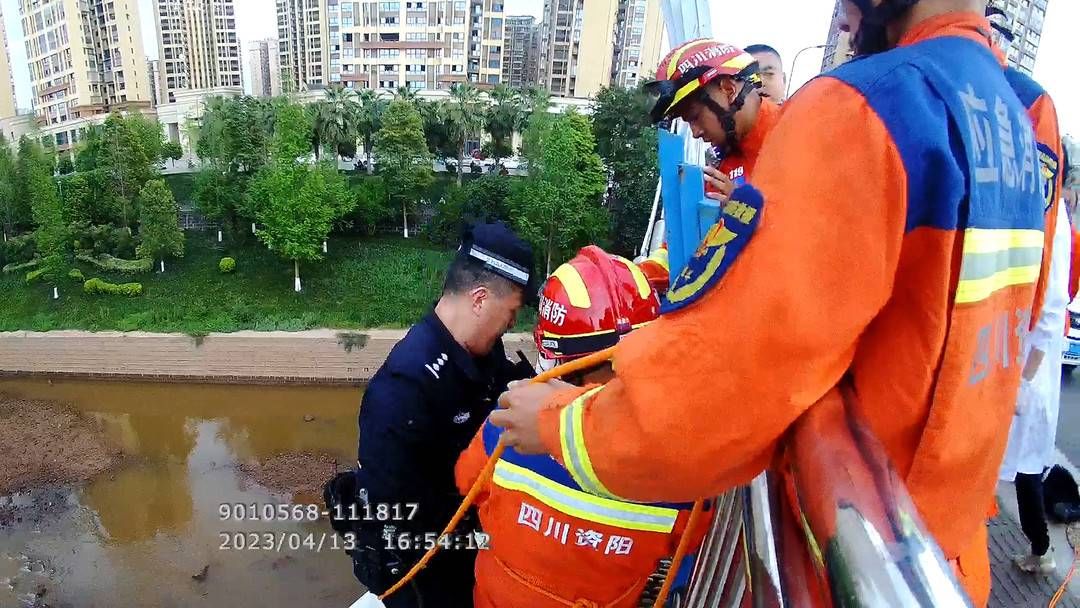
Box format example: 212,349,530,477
490,380,572,455
703,166,735,202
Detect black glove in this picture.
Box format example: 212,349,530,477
511,350,536,381
323,470,361,540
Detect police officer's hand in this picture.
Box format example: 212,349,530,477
703,166,735,202
489,379,573,455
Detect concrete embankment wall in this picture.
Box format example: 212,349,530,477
0,330,536,385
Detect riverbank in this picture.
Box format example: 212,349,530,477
0,329,535,384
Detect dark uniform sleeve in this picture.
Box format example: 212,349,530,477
357,373,433,504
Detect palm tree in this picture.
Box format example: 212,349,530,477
485,84,523,166
445,82,486,185
522,86,552,128
356,89,387,174
311,85,358,162
394,86,419,104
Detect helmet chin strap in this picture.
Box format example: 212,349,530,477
700,81,755,155
851,0,922,57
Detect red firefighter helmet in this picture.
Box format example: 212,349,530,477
534,246,660,369
647,39,761,124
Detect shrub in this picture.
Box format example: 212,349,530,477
25,268,45,284
1,233,36,266
83,277,143,297
76,252,152,274
219,257,236,273
68,268,85,281
3,258,38,274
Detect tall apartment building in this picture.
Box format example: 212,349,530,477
536,0,663,99
332,1,506,92
147,59,161,105
502,15,534,88
247,39,282,97
610,0,663,89
989,0,1049,75
0,6,18,120
154,0,242,104
19,0,153,152
277,0,330,92
820,0,853,71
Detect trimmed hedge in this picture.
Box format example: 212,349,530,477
3,259,39,274
219,257,236,273
25,268,45,284
68,268,85,281
83,277,143,297
76,253,153,274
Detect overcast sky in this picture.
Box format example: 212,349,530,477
0,0,1075,135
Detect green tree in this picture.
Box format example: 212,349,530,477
0,134,22,239
92,113,168,230
356,89,387,175
592,86,660,257
23,138,67,286
419,99,457,162
162,140,184,161
484,84,522,165
509,111,608,273
428,174,513,245
311,85,358,161
445,83,485,185
135,179,185,271
394,86,419,104
59,173,94,226
375,100,433,238
250,101,355,291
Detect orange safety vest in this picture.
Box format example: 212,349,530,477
456,418,704,608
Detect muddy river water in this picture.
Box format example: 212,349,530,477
0,378,366,608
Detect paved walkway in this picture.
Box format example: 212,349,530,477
0,329,536,385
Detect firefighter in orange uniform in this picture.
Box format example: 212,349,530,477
490,2,1047,606
637,43,782,293
456,246,702,608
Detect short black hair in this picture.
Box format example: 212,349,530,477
442,256,519,297
744,44,782,61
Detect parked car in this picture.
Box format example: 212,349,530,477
1064,299,1080,373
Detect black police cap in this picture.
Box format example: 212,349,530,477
458,222,536,294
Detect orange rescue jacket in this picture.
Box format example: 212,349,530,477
533,14,1046,607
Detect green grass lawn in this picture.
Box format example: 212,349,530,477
1,233,459,333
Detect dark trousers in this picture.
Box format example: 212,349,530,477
353,545,475,608
1016,472,1050,556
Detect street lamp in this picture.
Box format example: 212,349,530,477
786,44,828,100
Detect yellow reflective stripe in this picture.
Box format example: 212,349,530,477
552,263,591,308
721,54,753,70
491,460,679,533
666,42,695,77
962,228,1044,254
648,247,669,271
955,228,1044,304
669,81,702,113
955,266,1041,304
559,386,619,500
615,256,652,299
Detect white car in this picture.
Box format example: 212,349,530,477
1064,299,1080,372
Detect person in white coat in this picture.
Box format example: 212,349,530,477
1000,199,1073,574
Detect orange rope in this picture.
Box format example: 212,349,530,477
652,499,706,608
379,346,618,601
1049,548,1079,608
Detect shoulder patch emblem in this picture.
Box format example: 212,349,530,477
1037,143,1060,213
661,184,765,314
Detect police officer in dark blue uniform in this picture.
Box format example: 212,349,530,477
345,222,535,607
